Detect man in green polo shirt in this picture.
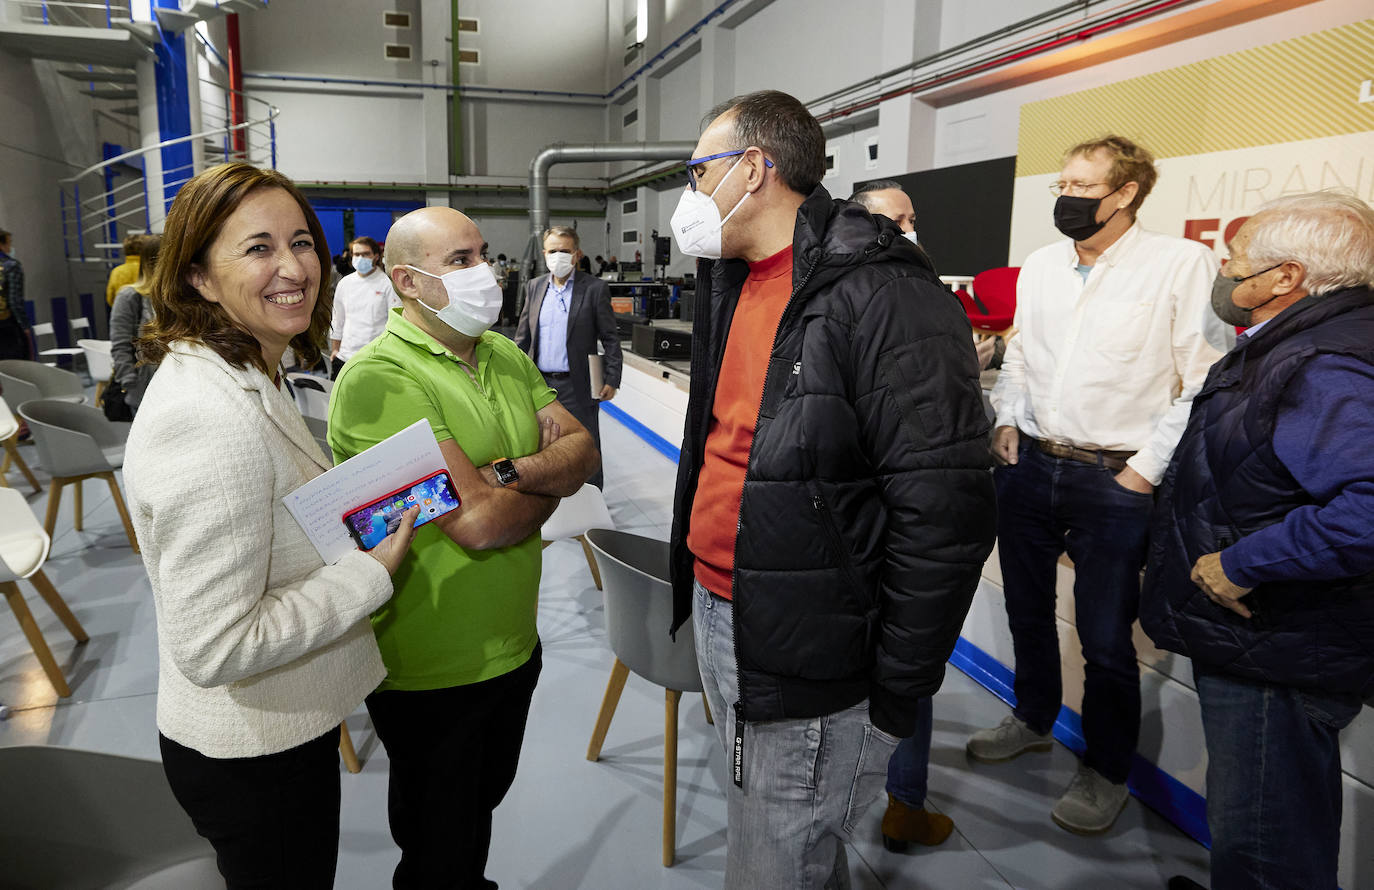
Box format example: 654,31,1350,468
328,206,598,890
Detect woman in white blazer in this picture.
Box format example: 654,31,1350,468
123,162,418,889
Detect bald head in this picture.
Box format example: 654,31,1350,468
384,206,485,274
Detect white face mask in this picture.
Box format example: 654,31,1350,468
404,262,503,337
351,255,374,275
669,154,751,260
544,251,575,279
903,231,920,246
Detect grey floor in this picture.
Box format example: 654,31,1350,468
0,409,1211,889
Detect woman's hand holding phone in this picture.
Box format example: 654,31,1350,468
366,505,420,575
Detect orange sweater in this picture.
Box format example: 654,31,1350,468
688,245,793,599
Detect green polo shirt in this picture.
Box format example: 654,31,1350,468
328,309,557,691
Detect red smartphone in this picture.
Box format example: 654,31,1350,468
342,471,460,550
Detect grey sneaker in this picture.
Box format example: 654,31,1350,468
965,715,1053,763
1051,764,1130,834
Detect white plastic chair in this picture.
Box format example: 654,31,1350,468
541,482,615,589
584,528,708,866
0,359,85,406
0,487,89,696
287,373,332,458
0,395,40,495
17,400,138,552
78,338,114,403
35,318,90,374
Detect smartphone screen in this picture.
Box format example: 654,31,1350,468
343,471,460,551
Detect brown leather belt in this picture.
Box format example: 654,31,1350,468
1033,438,1136,472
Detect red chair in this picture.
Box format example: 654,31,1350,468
959,267,1019,335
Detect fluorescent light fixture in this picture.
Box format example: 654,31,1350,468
636,0,648,44
130,0,151,22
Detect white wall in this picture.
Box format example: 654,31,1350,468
0,52,103,327
731,0,887,101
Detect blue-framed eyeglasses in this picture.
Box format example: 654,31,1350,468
685,149,774,192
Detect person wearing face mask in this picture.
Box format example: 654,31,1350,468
327,235,397,378
849,180,1003,373
668,90,995,888
514,225,623,488
1140,192,1374,890
327,206,599,889
975,135,1232,835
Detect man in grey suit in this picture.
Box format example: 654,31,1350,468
516,225,623,488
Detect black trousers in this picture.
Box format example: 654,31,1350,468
544,373,602,488
159,729,341,890
367,643,543,890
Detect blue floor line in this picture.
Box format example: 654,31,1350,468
607,402,1211,849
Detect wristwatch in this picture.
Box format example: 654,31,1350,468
492,458,520,487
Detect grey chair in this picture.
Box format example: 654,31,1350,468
0,359,86,407
0,746,218,889
16,400,138,552
584,528,709,867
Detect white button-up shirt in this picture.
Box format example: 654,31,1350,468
330,269,400,361
990,223,1233,485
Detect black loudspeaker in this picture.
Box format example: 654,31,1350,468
653,235,671,267
632,323,691,359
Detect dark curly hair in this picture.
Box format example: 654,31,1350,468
138,162,333,375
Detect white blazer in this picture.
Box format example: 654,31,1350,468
124,341,389,758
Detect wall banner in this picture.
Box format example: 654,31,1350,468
1009,17,1374,263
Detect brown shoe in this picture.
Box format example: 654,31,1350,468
880,793,955,852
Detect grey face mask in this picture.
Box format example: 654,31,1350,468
1210,263,1283,327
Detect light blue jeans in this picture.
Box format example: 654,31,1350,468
693,581,899,890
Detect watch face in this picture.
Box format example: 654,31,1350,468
494,459,519,485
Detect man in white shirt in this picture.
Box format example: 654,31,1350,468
972,136,1231,834
329,236,398,377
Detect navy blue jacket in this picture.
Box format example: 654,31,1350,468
1141,287,1374,695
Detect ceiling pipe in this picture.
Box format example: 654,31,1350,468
526,141,695,274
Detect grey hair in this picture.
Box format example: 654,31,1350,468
542,225,580,250
849,180,905,210
1246,191,1374,296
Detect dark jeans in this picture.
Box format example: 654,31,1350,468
885,696,934,806
1196,666,1360,890
159,729,341,889
0,322,29,360
366,643,543,890
544,372,602,488
996,438,1151,783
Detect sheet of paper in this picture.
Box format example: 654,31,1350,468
588,353,604,399
282,418,446,564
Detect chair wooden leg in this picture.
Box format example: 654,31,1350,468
338,722,362,774
586,657,630,762
541,539,553,550
43,478,65,539
702,692,713,725
102,472,140,554
664,688,682,867
577,534,603,590
2,581,72,697
93,380,107,405
3,438,41,495
27,570,88,643
72,478,83,532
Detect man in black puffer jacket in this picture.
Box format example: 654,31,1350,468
667,90,995,888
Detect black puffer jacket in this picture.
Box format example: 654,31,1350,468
668,186,996,738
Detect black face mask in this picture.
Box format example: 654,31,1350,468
1053,186,1123,242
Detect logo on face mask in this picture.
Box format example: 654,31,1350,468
670,155,752,260
404,262,503,337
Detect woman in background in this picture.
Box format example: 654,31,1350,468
108,234,160,415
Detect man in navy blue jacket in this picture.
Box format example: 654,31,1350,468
1141,191,1374,890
